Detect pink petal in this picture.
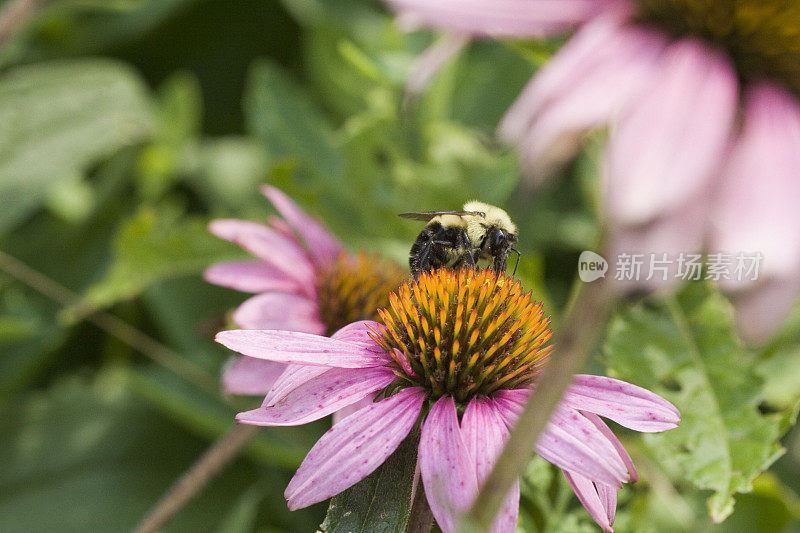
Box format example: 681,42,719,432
261,186,343,269
231,292,325,332
582,412,638,483
492,396,628,487
563,470,615,532
215,329,389,368
420,395,479,533
606,197,708,293
500,17,665,183
385,0,620,38
538,405,629,486
264,364,329,406
462,397,519,533
563,375,680,432
236,366,396,426
607,39,738,225
729,276,800,344
222,356,286,396
330,320,387,352
284,387,426,509
406,33,470,96
712,82,800,284
332,395,375,425
208,219,316,289
203,260,303,294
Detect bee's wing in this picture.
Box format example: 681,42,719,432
398,210,485,221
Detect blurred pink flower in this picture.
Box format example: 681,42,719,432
385,0,800,342
205,186,406,399
216,269,679,532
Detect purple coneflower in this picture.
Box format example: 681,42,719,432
216,269,679,532
205,185,406,398
385,0,800,342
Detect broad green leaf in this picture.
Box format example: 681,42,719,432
604,283,788,522
320,427,419,533
74,205,244,313
244,59,343,180
0,59,155,233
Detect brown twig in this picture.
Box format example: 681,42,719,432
0,250,222,397
0,0,46,47
134,424,259,533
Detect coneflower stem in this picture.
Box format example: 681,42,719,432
407,477,434,533
460,278,613,532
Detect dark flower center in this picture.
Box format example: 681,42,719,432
372,268,552,404
635,0,800,96
316,251,408,336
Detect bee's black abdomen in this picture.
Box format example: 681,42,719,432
409,222,473,278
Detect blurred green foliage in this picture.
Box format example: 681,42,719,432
0,0,799,531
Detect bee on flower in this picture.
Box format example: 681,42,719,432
216,268,679,532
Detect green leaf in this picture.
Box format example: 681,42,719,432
320,427,419,533
604,283,788,522
0,59,155,233
244,59,343,180
74,204,244,313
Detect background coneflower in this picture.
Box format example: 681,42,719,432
205,186,406,399
216,269,679,532
384,0,800,342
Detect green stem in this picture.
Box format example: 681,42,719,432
460,278,613,532
407,476,434,533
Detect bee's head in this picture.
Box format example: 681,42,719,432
487,226,516,257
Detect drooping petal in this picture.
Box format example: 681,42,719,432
203,260,303,294
563,375,680,432
492,397,628,487
582,412,638,483
420,395,479,533
231,292,325,333
606,197,708,293
261,186,343,269
263,364,330,406
208,219,316,288
712,82,800,284
500,17,665,183
606,39,738,225
563,470,615,532
222,356,286,396
462,397,520,533
729,276,800,344
215,329,389,368
285,387,426,510
236,366,396,426
385,0,620,38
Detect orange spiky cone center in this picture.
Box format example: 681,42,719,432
371,268,552,404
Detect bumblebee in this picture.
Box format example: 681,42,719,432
399,201,519,278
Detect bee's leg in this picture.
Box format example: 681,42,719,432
459,229,476,270
492,254,508,273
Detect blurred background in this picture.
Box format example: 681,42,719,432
1,0,800,531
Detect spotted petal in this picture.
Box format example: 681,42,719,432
222,357,285,396
563,375,680,432
215,329,388,368
236,366,396,426
420,395,479,533
462,397,520,533
284,387,426,510
563,470,616,532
